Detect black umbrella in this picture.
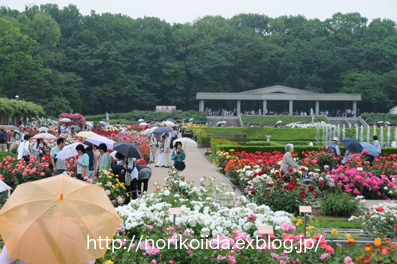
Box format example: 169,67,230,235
38,124,49,128
146,120,152,123
341,137,363,153
113,142,142,159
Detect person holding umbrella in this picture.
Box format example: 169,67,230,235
341,137,362,165
115,152,138,201
75,144,89,180
98,143,111,172
85,142,95,179
155,135,166,167
164,133,171,168
33,138,46,162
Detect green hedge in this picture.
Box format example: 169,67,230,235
241,115,329,125
85,110,207,124
210,140,240,154
192,127,318,141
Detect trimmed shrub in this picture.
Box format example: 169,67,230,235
241,115,329,125
320,191,362,217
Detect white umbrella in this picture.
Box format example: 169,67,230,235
60,118,71,122
276,120,282,124
86,121,94,127
32,133,57,140
0,179,11,197
56,142,88,160
165,121,176,127
85,135,115,149
38,127,49,132
174,138,198,150
138,119,144,122
139,122,148,126
142,129,153,135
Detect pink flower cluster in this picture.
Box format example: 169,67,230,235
328,166,397,198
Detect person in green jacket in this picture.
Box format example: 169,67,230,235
98,143,111,173
171,141,186,175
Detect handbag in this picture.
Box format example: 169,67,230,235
82,167,86,178
174,161,186,171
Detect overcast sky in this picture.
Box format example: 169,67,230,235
2,0,396,24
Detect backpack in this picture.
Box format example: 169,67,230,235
0,132,6,143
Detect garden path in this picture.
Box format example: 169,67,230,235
146,147,242,197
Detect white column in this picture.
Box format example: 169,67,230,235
237,100,241,116
353,101,357,117
315,101,319,116
263,100,267,116
289,100,293,116
199,100,204,112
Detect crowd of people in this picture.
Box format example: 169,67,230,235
205,107,236,116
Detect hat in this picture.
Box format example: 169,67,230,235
332,137,339,142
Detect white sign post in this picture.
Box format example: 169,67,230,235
299,206,312,238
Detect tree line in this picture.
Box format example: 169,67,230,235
0,5,396,116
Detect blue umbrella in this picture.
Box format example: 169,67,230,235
9,125,19,131
189,118,194,121
360,142,380,157
153,127,172,134
167,118,174,121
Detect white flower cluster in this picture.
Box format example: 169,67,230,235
103,123,129,131
116,182,293,238
286,122,336,129
29,117,58,127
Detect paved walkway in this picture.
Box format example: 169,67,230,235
146,146,241,196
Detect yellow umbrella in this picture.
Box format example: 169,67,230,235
0,174,121,264
76,131,98,138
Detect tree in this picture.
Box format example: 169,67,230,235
0,18,43,96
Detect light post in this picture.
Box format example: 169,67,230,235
15,95,19,100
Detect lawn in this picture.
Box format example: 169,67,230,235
0,152,17,160
241,115,330,125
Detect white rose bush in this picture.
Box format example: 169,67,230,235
100,173,347,264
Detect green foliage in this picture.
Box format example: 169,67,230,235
320,191,362,217
192,127,318,141
1,5,397,115
0,98,44,116
361,112,397,127
241,115,329,125
0,152,17,160
84,110,207,124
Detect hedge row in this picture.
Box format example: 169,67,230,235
241,115,330,125
192,127,319,142
85,110,207,124
213,144,397,157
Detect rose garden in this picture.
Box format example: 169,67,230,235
0,114,396,263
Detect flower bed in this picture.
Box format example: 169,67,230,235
349,202,397,238
212,149,397,214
